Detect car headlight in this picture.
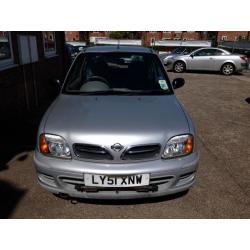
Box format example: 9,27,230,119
162,134,193,159
39,133,71,159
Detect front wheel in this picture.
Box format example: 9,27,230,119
174,61,186,73
221,63,235,75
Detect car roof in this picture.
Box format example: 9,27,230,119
84,45,154,54
192,47,230,53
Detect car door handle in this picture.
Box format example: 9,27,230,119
209,57,214,60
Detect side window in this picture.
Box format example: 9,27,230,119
214,49,225,55
193,49,207,56
42,31,56,57
0,31,14,69
194,49,218,57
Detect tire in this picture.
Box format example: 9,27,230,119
173,61,186,73
221,63,235,75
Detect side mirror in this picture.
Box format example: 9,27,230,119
190,54,194,58
172,78,185,89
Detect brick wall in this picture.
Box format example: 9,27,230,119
65,31,80,41
142,31,204,46
217,31,250,42
142,32,163,46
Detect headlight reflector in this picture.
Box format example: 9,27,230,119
39,134,71,159
162,134,193,159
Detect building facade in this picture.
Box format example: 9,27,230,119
65,31,207,46
217,31,250,42
0,31,67,121
65,31,109,43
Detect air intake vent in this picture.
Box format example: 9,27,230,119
73,144,113,160
122,144,161,160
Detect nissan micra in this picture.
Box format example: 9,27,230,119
34,46,199,200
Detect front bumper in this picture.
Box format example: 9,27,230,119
33,151,199,199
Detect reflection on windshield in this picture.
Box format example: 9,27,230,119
63,52,172,95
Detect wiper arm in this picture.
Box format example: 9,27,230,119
79,90,135,95
65,89,171,96
130,90,171,95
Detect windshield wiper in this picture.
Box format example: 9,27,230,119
65,89,171,96
129,90,171,95
78,90,136,95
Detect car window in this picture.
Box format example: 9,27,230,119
193,49,214,56
211,49,227,55
63,52,172,94
193,49,226,57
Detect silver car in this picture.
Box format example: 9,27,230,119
166,47,248,75
34,46,199,200
160,47,195,65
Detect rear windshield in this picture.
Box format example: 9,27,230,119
63,52,172,95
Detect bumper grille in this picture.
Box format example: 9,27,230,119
150,175,174,185
58,174,174,193
59,176,84,185
121,144,161,160
73,144,113,160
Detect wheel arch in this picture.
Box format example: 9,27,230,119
174,60,187,70
220,60,236,71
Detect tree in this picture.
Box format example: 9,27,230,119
206,32,218,46
79,32,90,45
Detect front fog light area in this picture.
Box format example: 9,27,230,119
39,134,71,159
162,134,193,159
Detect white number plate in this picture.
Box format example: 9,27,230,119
84,174,150,187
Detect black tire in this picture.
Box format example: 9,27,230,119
221,63,235,75
173,61,186,73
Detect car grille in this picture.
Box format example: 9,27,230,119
121,144,161,160
73,144,113,160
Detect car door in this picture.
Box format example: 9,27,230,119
187,49,217,71
209,49,228,70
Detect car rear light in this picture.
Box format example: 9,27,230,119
240,56,248,61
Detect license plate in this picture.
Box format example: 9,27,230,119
84,174,150,187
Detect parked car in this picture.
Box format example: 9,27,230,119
34,46,199,200
66,41,87,61
166,47,249,75
160,47,197,65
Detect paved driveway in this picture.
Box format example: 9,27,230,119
1,71,250,218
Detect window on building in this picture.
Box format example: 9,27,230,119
0,31,14,67
42,31,56,56
221,36,228,41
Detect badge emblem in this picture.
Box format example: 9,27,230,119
111,143,124,152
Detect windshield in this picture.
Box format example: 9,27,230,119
172,47,193,55
63,52,172,95
172,47,186,54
